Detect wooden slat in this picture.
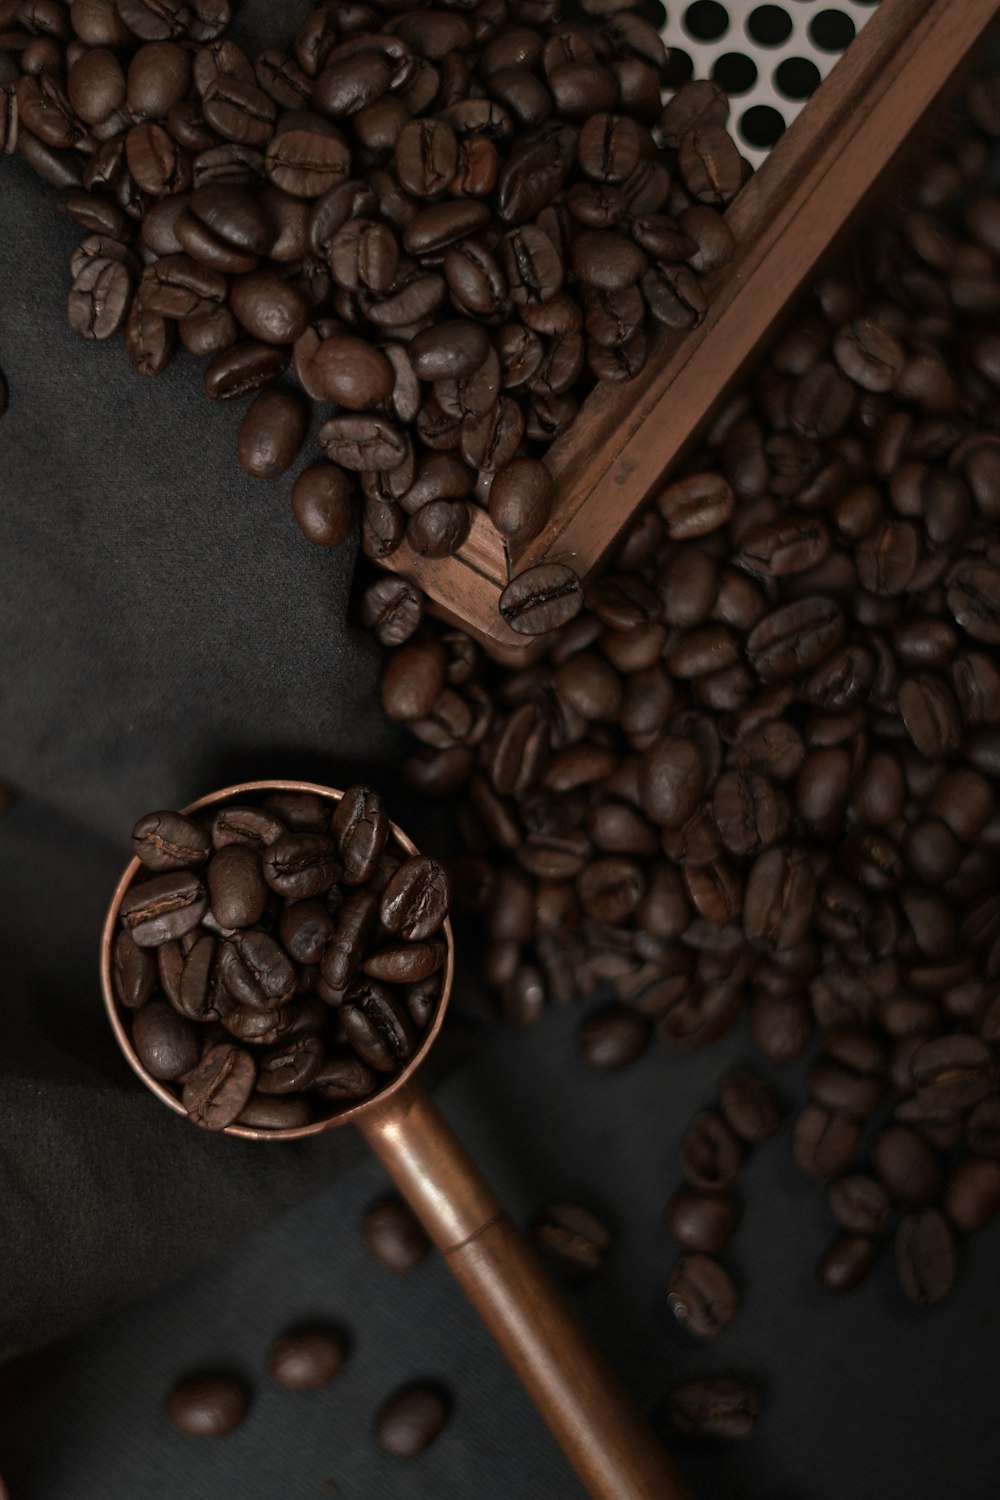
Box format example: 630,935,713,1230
379,0,1000,656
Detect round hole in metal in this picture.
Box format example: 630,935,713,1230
663,46,695,89
809,8,856,51
746,4,793,46
739,102,787,149
683,0,730,42
712,51,758,96
774,55,822,100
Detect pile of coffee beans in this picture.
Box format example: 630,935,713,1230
1,0,744,624
111,785,450,1131
378,76,1000,1322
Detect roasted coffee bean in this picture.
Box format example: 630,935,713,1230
268,1324,347,1390
207,844,266,928
577,1002,648,1069
132,999,200,1080
166,1374,249,1438
237,385,307,478
256,1033,324,1094
792,1105,861,1178
211,804,285,851
910,1034,992,1112
203,339,288,399
182,1041,256,1130
828,1174,892,1236
120,870,208,946
113,928,157,1009
718,1065,785,1143
380,855,449,941
376,1382,451,1459
817,1233,878,1293
330,784,388,886
263,831,339,898
943,1157,1000,1234
871,1124,943,1204
665,1377,759,1442
363,1197,431,1272
237,1092,312,1128
311,1048,377,1101
895,1208,957,1305
680,1110,744,1191
340,979,416,1072
219,930,296,1010
664,1190,740,1255
667,1253,739,1339
525,1201,612,1280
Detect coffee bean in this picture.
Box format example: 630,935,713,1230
816,1233,878,1293
166,1374,249,1438
943,1157,1000,1233
132,999,200,1080
237,1093,312,1129
895,1208,957,1305
120,870,208,946
321,887,378,994
532,1202,612,1276
667,1253,739,1338
680,1110,744,1191
263,831,339,898
257,1034,324,1094
237,385,307,478
910,1034,992,1112
577,1003,649,1069
362,1197,432,1272
718,1065,785,1143
113,928,157,1009
204,339,288,399
341,978,416,1071
268,1324,347,1390
376,1382,451,1459
312,1048,378,1101
792,1105,861,1178
379,856,449,942
871,1124,944,1204
827,1174,892,1236
665,1377,759,1442
181,1042,256,1129
219,930,296,1010
664,1190,740,1255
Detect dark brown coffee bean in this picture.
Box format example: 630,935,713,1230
380,855,449,941
319,413,409,472
943,1157,1000,1234
131,816,208,876
667,1253,738,1339
219,930,296,1010
664,1190,740,1255
132,998,200,1080
263,831,339,898
871,1124,943,1204
680,1110,744,1191
206,844,266,929
376,1381,451,1459
113,927,157,1009
238,1091,312,1128
237,385,307,478
362,1197,431,1272
665,1374,759,1445
817,1233,878,1293
182,1041,256,1130
120,870,208,946
487,456,554,545
792,1104,861,1177
910,1034,992,1112
637,736,703,829
311,1048,378,1101
256,1033,324,1094
828,1174,892,1236
268,1324,347,1390
341,978,416,1072
718,1065,785,1143
166,1373,249,1438
895,1208,957,1305
203,339,288,399
532,1202,612,1277
577,1003,649,1069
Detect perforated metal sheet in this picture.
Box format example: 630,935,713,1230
658,0,884,166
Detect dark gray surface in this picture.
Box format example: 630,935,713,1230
3,1007,999,1500
0,2,997,1494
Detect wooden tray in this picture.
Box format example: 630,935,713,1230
379,0,1000,659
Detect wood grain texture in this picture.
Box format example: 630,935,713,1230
378,0,1000,656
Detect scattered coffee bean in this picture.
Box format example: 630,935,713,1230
375,1381,451,1459
166,1373,249,1438
532,1202,612,1277
362,1198,432,1272
667,1254,739,1339
665,1376,759,1441
268,1324,347,1391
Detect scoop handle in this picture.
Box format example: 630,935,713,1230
358,1078,694,1500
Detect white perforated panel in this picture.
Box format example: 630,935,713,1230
658,0,884,166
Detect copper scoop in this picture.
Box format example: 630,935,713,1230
101,780,693,1500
